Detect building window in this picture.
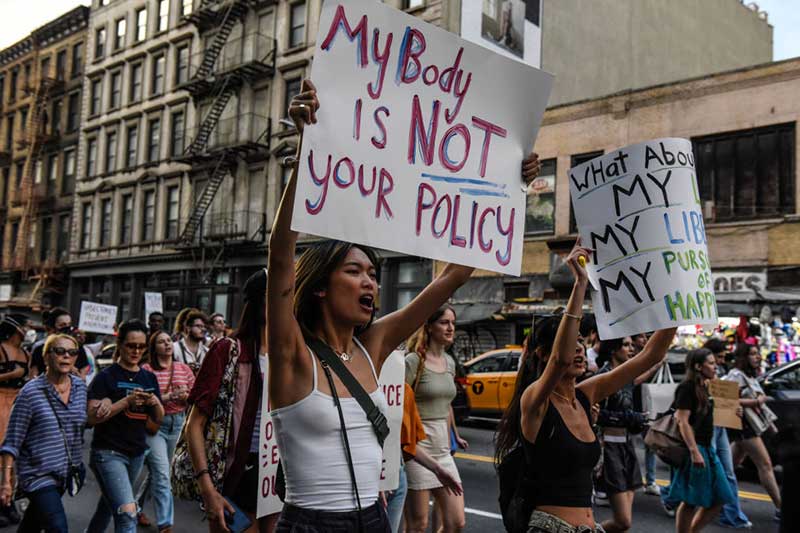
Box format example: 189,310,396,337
56,50,67,80
51,99,62,134
693,123,795,221
114,18,126,50
289,2,306,48
86,137,98,177
10,222,18,253
40,57,51,79
23,63,31,88
147,117,161,162
158,0,169,32
570,151,603,233
166,185,179,239
175,45,189,86
15,163,23,188
100,198,112,247
5,117,12,150
284,78,301,119
90,78,102,115
57,214,69,260
109,71,122,109
180,0,193,17
525,158,556,234
62,149,75,194
9,69,17,101
126,124,138,168
136,8,147,42
388,260,430,312
120,193,133,244
152,54,165,96
403,0,425,9
81,203,92,249
170,110,184,156
66,92,80,132
19,108,28,132
95,27,106,59
106,131,118,173
142,190,156,241
129,62,143,103
71,42,83,78
47,154,58,182
504,281,529,302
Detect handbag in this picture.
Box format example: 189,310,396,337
171,338,240,501
42,388,85,497
641,363,678,419
740,378,779,436
644,408,688,468
274,336,390,505
146,362,174,436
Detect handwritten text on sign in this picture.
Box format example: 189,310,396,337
292,0,553,275
257,356,282,518
378,351,405,492
78,301,118,335
568,138,718,339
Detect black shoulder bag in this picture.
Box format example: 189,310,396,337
274,337,390,523
42,387,86,497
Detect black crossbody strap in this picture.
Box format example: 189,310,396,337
305,336,389,447
42,386,74,468
318,359,364,532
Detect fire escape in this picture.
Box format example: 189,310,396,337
5,65,61,307
177,0,275,262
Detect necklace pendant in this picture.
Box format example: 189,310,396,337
339,352,351,363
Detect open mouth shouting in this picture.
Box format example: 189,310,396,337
358,294,375,314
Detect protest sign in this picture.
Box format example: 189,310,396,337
292,0,553,276
257,357,282,518
710,379,742,430
144,292,163,318
78,301,117,334
568,138,718,339
379,351,405,491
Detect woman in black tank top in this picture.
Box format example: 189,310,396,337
496,240,677,533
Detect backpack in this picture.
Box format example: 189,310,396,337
498,446,534,533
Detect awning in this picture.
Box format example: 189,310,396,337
451,303,501,325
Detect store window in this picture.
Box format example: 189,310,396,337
525,158,556,234
693,123,795,221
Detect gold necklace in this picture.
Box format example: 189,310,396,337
552,390,577,408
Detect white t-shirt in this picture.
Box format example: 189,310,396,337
173,338,208,366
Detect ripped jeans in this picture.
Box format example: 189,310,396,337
86,448,145,533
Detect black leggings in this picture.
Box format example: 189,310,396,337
276,502,390,533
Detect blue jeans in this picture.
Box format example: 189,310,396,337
714,426,750,527
87,448,145,533
660,469,679,509
140,412,184,528
385,463,408,533
18,485,67,533
645,445,657,485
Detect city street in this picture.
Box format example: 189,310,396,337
50,423,780,533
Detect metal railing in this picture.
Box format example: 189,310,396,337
187,32,275,80
182,209,266,244
187,112,269,152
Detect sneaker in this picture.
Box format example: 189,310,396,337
137,512,152,528
662,501,676,518
643,483,660,496
718,519,753,530
595,494,610,507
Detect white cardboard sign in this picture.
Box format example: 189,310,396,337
568,138,718,339
292,0,553,275
257,356,282,518
144,292,163,319
378,351,405,491
78,301,118,335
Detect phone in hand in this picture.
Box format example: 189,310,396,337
223,497,252,533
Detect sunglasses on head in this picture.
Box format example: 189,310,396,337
49,347,80,357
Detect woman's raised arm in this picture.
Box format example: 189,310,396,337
579,327,678,405
267,80,319,364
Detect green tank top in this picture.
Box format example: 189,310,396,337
404,352,457,420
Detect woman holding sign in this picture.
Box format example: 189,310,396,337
495,242,677,533
267,80,540,533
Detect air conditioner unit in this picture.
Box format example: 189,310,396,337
702,201,715,221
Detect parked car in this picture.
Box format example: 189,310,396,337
461,348,522,418
759,358,800,465
452,357,470,424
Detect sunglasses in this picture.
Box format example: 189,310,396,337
49,347,80,357
124,343,147,352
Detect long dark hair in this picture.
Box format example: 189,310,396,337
683,348,712,413
406,305,456,389
148,331,172,371
293,239,380,337
495,315,560,466
116,319,149,363
596,338,626,368
733,343,758,378
234,268,268,355
43,307,70,331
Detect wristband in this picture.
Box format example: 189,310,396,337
563,312,582,321
194,468,210,480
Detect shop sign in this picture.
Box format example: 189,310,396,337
712,271,765,294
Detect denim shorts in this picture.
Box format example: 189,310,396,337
276,502,391,533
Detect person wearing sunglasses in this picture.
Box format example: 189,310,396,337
173,310,209,371
86,320,164,533
0,334,87,532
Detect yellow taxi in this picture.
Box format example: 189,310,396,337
463,347,522,417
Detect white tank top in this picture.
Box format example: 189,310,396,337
270,338,388,511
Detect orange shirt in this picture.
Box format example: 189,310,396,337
401,383,427,460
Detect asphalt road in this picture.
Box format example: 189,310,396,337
45,424,779,532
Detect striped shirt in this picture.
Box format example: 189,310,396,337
142,362,195,415
1,375,87,493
